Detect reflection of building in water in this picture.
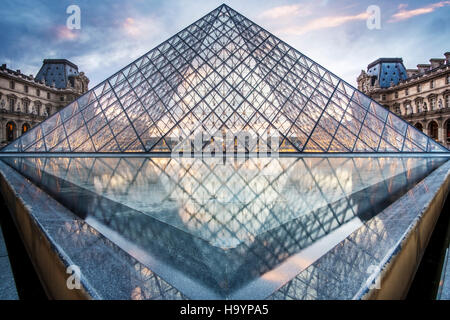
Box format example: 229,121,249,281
0,60,89,146
357,53,450,148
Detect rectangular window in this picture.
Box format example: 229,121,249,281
24,85,28,93
417,84,421,92
447,74,450,84
381,94,386,101
430,80,434,89
36,89,40,97
405,88,409,96
47,92,51,99
431,97,436,110
395,92,398,99
23,100,29,113
9,81,15,90
60,96,64,102
8,98,15,111
446,95,450,108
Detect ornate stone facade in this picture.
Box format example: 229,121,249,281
357,52,450,149
0,59,89,147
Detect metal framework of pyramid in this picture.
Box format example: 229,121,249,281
2,4,448,153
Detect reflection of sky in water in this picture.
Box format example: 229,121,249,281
3,156,447,298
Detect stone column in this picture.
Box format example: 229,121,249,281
16,120,22,139
438,122,445,144
424,123,430,137
0,120,5,142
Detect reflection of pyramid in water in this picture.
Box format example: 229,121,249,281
2,5,448,153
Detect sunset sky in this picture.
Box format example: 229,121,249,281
1,0,449,87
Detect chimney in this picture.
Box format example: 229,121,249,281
417,64,430,73
445,52,450,64
430,58,445,69
406,69,419,78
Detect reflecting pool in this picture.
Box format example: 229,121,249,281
2,156,448,299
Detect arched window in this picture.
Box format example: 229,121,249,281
428,121,438,140
6,121,16,142
22,123,30,134
415,123,423,132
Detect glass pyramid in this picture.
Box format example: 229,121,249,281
2,4,448,153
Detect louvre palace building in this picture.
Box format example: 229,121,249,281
357,53,450,148
0,59,89,147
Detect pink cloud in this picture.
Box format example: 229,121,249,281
280,12,369,35
389,1,450,22
54,25,79,41
121,16,161,38
259,4,313,19
122,17,140,36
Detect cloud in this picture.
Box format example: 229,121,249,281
121,16,161,38
258,4,312,20
389,1,450,22
122,17,140,36
279,12,369,35
53,25,80,41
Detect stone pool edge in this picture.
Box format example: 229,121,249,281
360,161,450,299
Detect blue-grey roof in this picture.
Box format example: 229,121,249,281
367,58,407,88
35,59,79,89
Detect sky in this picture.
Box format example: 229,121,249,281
0,0,449,87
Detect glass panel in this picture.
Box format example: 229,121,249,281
386,113,407,135
60,101,79,121
44,125,66,150
41,113,61,135
68,125,90,151
369,101,388,122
